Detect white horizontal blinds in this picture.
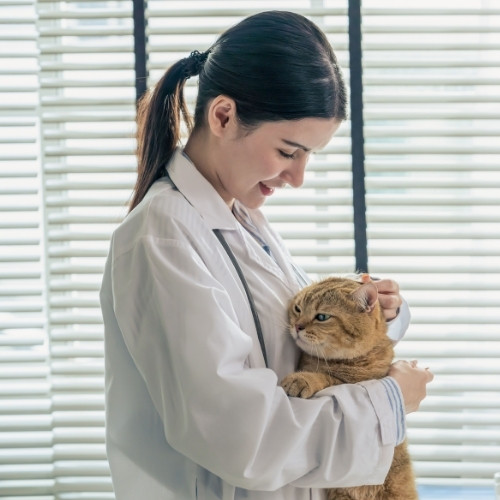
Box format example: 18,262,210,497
361,1,500,488
37,0,136,497
146,0,355,278
0,1,53,498
269,0,353,277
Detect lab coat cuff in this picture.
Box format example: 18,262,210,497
357,378,406,447
380,377,407,445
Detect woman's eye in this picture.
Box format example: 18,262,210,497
315,313,331,321
279,150,296,160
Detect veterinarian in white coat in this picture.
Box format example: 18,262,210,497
100,11,433,500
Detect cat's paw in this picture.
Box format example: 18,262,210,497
280,373,317,398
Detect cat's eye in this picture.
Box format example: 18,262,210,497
315,313,331,322
294,305,301,314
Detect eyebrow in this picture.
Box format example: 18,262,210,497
281,139,311,152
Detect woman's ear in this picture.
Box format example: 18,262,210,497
207,95,237,138
352,282,379,313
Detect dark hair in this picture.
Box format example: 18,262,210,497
129,10,347,212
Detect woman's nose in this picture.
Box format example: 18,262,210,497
281,159,306,188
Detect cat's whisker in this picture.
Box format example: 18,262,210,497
314,344,324,373
323,356,333,377
275,316,290,331
276,318,294,339
316,351,322,373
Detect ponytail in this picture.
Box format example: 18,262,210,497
129,50,210,212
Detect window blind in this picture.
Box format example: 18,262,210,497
19,0,135,497
0,1,53,497
361,1,500,487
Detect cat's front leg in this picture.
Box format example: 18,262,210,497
280,371,335,398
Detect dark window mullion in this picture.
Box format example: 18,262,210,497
348,0,368,273
133,0,148,103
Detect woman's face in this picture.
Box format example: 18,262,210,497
210,115,342,209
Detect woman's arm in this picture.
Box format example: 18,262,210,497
109,231,402,491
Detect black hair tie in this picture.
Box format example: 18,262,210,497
182,50,210,80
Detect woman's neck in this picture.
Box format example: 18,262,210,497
183,130,234,208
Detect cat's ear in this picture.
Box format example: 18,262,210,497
352,282,379,313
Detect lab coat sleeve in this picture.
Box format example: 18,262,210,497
110,230,399,492
386,299,410,343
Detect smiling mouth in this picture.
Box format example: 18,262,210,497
259,182,275,196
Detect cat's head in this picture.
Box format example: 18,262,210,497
287,276,387,360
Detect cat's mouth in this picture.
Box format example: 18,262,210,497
295,332,323,350
290,327,328,353
294,330,352,359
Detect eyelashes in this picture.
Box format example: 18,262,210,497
279,150,297,160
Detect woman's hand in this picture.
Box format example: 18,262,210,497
389,360,434,413
362,275,402,321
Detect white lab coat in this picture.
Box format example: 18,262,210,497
100,148,410,500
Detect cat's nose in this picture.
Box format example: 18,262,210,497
295,324,304,333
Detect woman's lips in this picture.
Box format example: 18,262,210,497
259,182,275,196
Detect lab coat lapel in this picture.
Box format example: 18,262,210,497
257,226,304,295
240,229,287,281
167,152,268,368
167,149,299,293
235,202,300,294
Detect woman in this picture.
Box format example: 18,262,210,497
100,10,433,500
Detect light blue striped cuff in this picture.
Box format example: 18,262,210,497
380,376,406,445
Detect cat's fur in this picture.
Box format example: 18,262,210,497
280,276,417,500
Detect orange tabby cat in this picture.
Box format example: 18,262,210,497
280,276,417,500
